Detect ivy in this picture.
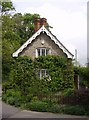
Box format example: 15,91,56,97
34,55,74,92
3,55,74,98
74,66,89,87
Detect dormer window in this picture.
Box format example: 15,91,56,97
36,48,51,57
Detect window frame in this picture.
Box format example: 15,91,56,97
36,47,51,57
38,69,51,80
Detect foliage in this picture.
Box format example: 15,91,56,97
79,67,89,87
62,105,86,115
2,55,75,114
34,55,74,93
1,1,15,15
2,89,22,107
48,104,63,113
2,55,74,112
60,89,89,105
2,11,40,81
2,1,82,115
74,66,89,87
2,81,15,94
26,101,48,112
3,55,74,96
62,88,74,97
9,57,37,95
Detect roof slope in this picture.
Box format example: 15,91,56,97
12,25,73,59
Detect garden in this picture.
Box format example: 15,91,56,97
2,55,89,116
2,1,89,116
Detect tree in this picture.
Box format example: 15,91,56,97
1,1,15,15
12,13,40,44
2,1,41,81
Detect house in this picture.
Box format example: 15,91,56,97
12,18,73,59
12,18,74,81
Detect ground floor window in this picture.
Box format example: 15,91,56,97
38,69,51,80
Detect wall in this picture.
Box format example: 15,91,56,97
20,33,67,59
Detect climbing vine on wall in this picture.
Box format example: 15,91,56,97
3,55,74,96
34,55,74,92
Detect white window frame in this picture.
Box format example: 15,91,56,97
38,69,51,80
36,48,51,58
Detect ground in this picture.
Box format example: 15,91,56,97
1,102,89,119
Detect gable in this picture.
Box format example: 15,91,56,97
19,33,67,59
12,25,73,59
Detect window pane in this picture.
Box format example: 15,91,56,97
38,69,51,80
41,69,45,77
42,49,45,56
37,48,50,57
38,70,40,78
37,49,40,56
46,49,49,55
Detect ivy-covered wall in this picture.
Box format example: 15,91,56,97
74,67,89,88
3,55,74,96
34,55,74,92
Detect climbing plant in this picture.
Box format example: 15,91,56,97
3,55,74,96
34,55,74,93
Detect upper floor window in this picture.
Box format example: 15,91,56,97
36,48,51,57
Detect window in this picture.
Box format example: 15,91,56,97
36,48,51,57
38,69,51,80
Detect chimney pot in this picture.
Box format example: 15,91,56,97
41,18,47,27
34,18,47,32
34,18,41,32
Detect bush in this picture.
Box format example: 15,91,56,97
2,81,15,94
48,104,63,113
60,89,89,105
25,101,48,112
31,96,39,102
62,105,86,115
62,88,74,97
25,94,34,102
2,89,22,107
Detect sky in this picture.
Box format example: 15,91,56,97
12,0,88,66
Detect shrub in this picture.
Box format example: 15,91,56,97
25,94,34,102
62,88,74,97
2,89,22,107
31,96,39,102
42,97,57,105
2,94,7,102
83,105,89,115
63,105,86,115
25,101,48,112
79,67,89,87
60,89,89,105
6,96,21,107
48,104,63,113
2,81,15,94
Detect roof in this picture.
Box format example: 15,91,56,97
12,25,74,59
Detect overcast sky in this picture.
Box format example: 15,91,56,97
12,0,88,66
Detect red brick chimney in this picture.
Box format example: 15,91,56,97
40,18,47,27
34,18,47,32
34,18,41,32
